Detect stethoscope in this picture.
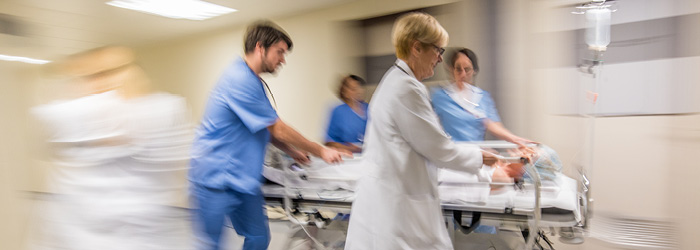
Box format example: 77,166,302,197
260,77,277,109
458,87,480,107
393,63,410,76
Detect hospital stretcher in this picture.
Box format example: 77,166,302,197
262,141,589,249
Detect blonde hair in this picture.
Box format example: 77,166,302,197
59,46,151,98
392,12,448,60
62,46,135,77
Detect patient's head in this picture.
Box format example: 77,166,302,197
493,144,563,182
528,144,563,181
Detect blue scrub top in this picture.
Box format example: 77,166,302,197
431,86,500,141
325,102,368,144
189,57,278,194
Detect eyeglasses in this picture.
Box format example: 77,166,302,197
455,67,473,73
432,44,445,56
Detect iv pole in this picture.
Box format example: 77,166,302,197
564,0,615,244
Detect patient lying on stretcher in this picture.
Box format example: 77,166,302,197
264,143,563,191
428,144,566,210
492,144,562,183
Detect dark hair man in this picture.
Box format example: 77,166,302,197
189,20,350,250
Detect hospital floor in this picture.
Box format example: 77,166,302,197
19,196,617,250
223,220,611,250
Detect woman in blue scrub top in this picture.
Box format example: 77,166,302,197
432,48,533,235
325,75,368,153
432,48,533,146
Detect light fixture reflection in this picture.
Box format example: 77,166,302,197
106,0,237,21
0,54,50,64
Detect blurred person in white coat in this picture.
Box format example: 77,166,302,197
30,46,193,250
344,13,522,250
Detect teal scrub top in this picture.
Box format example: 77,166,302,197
189,57,278,194
325,102,368,144
431,85,500,141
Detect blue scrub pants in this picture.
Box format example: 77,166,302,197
191,184,270,250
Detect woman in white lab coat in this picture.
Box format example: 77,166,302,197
345,13,518,249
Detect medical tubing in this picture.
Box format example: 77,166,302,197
494,154,523,163
282,162,328,250
523,158,542,250
582,50,603,230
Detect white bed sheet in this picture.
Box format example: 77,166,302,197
262,157,580,221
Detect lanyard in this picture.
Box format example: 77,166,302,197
393,63,410,76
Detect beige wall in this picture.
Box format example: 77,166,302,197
0,62,43,250
135,0,459,142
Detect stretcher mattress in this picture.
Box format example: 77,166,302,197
262,156,580,225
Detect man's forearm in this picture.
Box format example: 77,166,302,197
270,136,294,155
269,120,323,157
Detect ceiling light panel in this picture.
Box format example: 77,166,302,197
106,0,237,21
0,54,50,64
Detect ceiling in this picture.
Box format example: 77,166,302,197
0,0,350,61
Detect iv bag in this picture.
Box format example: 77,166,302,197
585,8,611,51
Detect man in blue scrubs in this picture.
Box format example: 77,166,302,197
189,20,350,250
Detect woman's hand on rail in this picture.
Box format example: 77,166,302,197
507,136,537,155
319,147,353,164
344,143,363,153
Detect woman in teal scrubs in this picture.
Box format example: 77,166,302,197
431,48,533,234
324,75,368,153
431,48,532,146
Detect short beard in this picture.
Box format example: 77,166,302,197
261,49,277,74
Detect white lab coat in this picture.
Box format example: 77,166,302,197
29,91,193,250
345,59,491,250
